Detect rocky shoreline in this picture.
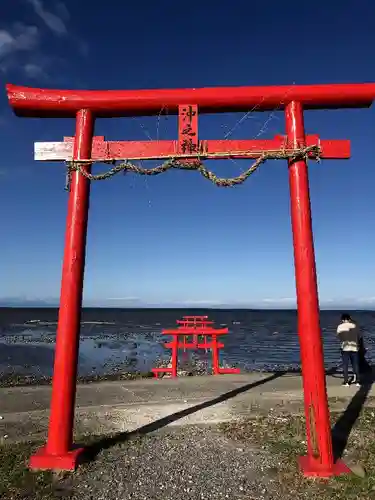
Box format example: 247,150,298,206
0,356,221,388
0,371,155,388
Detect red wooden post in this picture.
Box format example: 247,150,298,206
171,335,178,377
211,334,220,374
285,101,349,477
29,109,94,471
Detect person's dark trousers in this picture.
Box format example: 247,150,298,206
341,350,360,384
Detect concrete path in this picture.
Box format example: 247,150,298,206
0,372,373,442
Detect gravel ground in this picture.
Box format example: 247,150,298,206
59,426,282,500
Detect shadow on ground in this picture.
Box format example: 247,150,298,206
332,368,375,461
83,371,287,463
83,363,375,465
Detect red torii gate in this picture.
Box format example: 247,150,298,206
151,315,241,377
5,82,375,477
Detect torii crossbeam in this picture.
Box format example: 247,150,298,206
5,82,375,477
35,134,349,162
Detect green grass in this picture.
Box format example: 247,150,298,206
0,432,142,499
220,408,375,499
0,441,55,499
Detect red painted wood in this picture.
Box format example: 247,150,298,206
178,104,198,158
286,101,335,477
29,109,94,472
34,135,350,161
161,328,229,335
152,317,239,378
6,82,375,117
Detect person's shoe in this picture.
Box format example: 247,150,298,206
342,382,350,387
355,382,361,387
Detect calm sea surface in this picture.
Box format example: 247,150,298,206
1,308,375,379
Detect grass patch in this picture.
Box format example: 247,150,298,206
0,441,55,499
0,432,142,499
220,408,375,499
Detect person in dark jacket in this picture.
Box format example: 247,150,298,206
336,313,361,386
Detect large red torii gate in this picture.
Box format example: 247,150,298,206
6,82,375,476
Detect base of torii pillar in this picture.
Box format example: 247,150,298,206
298,456,351,478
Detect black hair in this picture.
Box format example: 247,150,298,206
341,313,353,322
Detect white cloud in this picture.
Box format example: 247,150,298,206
176,299,224,305
106,297,141,302
23,62,47,79
356,297,375,304
0,24,39,59
27,0,68,35
26,0,88,57
0,2,88,81
0,31,15,54
55,2,70,20
261,297,296,304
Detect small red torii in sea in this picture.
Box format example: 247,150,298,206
152,315,240,377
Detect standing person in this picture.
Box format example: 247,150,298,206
336,313,361,387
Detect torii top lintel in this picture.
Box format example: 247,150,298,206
6,82,375,118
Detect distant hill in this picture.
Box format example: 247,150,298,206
0,297,373,310
0,298,58,307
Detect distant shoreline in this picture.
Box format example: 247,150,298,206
0,306,374,311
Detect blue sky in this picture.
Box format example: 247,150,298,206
1,0,375,309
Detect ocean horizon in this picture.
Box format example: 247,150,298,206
1,305,374,311
1,307,375,382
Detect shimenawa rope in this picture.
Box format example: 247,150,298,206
65,145,320,191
